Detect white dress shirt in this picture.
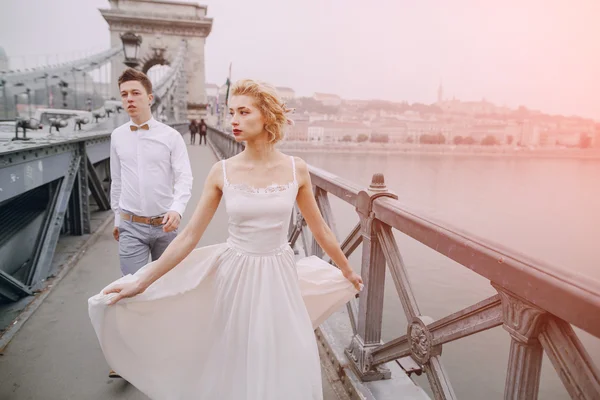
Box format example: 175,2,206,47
110,117,193,226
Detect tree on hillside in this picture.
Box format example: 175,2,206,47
463,136,477,145
579,133,592,148
420,133,446,144
481,135,498,146
410,103,443,114
370,134,389,143
296,97,339,115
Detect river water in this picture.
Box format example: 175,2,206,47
290,150,600,399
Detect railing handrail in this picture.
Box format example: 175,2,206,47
0,120,189,157
309,161,600,338
0,131,112,156
373,197,600,331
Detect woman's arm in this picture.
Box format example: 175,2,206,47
294,158,363,290
104,161,224,304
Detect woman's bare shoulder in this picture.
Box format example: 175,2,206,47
223,153,245,167
280,154,309,185
278,151,306,167
205,160,226,189
291,155,308,173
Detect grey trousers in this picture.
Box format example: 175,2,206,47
118,219,178,276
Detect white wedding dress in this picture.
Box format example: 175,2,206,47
88,156,358,400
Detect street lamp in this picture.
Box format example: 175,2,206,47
120,32,142,68
58,80,68,109
72,67,80,109
0,79,7,119
25,88,31,117
43,73,50,107
13,82,27,117
50,74,61,108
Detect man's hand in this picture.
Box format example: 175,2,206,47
113,227,119,241
162,211,181,232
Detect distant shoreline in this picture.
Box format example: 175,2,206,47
279,143,600,161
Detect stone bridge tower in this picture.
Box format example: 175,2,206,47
100,0,213,119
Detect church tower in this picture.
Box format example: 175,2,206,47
437,81,444,104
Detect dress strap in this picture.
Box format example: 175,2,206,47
290,156,297,185
221,160,229,186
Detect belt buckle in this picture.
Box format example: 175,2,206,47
150,216,163,226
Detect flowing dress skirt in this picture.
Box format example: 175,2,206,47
88,242,357,400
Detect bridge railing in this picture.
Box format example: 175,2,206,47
207,126,600,400
207,125,245,160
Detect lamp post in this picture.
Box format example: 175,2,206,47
58,80,68,109
120,32,143,68
13,82,24,117
0,79,7,119
71,67,79,109
43,73,50,107
50,74,61,108
89,62,97,109
26,88,31,117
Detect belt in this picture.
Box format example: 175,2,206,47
121,212,164,226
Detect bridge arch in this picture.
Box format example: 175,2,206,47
100,0,213,119
141,52,171,75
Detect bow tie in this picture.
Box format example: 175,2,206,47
130,124,149,131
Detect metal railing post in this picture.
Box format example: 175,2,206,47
346,173,397,381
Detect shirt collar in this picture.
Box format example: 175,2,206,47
129,117,156,130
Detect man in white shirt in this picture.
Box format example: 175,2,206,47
109,68,192,358
109,69,193,376
111,68,192,274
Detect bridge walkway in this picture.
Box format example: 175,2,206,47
0,141,348,400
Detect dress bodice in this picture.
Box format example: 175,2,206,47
221,157,298,255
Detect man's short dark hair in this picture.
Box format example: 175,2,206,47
118,68,153,95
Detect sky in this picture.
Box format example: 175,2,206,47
0,0,599,119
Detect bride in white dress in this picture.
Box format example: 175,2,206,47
88,79,363,400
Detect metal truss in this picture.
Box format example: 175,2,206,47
0,132,112,298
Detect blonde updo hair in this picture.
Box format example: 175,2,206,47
230,79,294,144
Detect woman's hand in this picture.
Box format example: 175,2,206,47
342,269,364,292
103,280,147,305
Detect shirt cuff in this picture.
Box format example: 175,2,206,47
169,202,186,218
114,212,121,227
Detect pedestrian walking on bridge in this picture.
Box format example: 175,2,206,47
189,119,198,144
101,67,193,379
